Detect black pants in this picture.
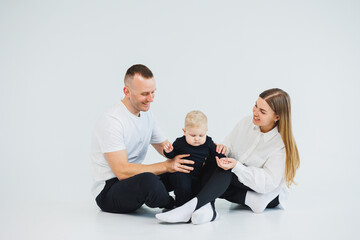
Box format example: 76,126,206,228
95,172,174,213
159,172,201,207
196,157,279,210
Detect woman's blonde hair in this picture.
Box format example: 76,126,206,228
260,88,300,187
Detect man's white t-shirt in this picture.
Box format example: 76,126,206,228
90,101,166,197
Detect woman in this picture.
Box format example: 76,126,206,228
156,88,300,224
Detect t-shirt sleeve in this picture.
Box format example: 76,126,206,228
150,116,166,144
163,149,176,159
95,115,126,153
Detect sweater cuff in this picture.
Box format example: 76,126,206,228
163,150,175,159
231,161,246,177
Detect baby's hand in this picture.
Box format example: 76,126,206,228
164,142,174,153
215,143,227,155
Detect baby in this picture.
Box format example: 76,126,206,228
163,110,225,207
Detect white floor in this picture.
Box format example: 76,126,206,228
2,187,358,240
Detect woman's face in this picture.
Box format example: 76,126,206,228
252,97,280,133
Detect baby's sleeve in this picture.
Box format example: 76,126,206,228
163,137,182,159
208,137,226,159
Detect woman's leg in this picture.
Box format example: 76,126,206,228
244,186,281,213
220,173,281,213
219,173,252,205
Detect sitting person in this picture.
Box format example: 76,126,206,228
161,110,226,208
91,64,194,214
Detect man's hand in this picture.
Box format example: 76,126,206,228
215,156,237,170
163,142,174,153
165,154,193,173
214,143,227,155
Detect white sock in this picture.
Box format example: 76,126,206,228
245,185,281,213
191,203,218,225
156,198,197,223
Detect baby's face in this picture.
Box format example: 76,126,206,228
183,126,207,146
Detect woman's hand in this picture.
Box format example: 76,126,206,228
163,142,174,153
215,156,237,170
215,143,227,155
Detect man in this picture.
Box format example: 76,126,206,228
91,64,194,213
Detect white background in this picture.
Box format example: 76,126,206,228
1,1,359,239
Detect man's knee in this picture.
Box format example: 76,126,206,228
136,172,172,208
137,172,165,192
137,172,158,181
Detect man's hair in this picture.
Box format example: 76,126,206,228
124,64,153,86
185,110,208,129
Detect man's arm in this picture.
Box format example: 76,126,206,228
105,149,194,180
152,140,170,157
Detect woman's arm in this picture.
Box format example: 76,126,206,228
217,148,286,194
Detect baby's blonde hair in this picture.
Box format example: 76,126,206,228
185,110,208,129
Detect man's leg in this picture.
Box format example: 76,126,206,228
96,172,173,213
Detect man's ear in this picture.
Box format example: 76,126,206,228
123,86,130,97
182,128,186,135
